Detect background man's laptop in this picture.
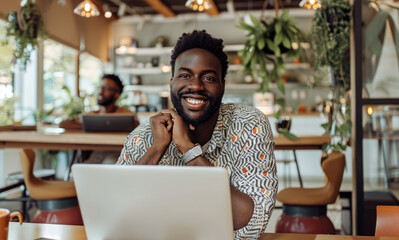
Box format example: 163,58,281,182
72,164,234,240
82,113,136,132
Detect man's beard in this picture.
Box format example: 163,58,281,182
171,89,222,127
98,96,114,107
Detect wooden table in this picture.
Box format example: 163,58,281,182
0,129,329,183
0,129,330,151
9,222,398,240
0,128,129,151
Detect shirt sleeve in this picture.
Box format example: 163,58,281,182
231,117,278,240
116,125,152,165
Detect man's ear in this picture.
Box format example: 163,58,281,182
114,92,121,101
169,76,173,87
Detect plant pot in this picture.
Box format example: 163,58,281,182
276,116,292,133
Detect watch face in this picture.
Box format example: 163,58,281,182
183,145,203,164
192,145,202,156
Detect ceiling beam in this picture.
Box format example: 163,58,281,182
206,0,220,16
143,0,176,17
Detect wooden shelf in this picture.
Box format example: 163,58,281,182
118,67,170,75
228,63,310,71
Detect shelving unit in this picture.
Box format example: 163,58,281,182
114,44,316,111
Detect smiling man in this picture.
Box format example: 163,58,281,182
117,30,277,239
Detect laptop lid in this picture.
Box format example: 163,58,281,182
82,113,136,132
72,164,234,240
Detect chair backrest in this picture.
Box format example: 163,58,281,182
321,151,345,204
375,205,399,237
19,149,43,199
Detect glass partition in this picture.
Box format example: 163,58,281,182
363,1,399,99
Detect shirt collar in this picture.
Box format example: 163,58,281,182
207,103,227,152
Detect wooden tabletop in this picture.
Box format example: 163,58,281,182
9,222,399,240
0,128,330,151
0,128,129,151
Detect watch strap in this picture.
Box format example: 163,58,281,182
182,143,203,164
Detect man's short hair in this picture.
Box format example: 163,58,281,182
102,74,124,93
170,30,229,81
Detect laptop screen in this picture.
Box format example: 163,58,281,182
82,113,136,132
72,165,234,240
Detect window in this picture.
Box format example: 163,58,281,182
0,20,14,100
79,52,104,112
43,39,78,111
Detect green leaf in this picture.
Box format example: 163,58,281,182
276,76,285,94
281,10,289,21
257,37,265,50
266,39,275,52
250,14,261,29
274,32,283,46
258,55,268,78
274,110,281,120
275,22,282,34
242,46,254,65
276,98,285,108
250,54,258,81
281,129,299,140
238,21,254,31
282,37,291,49
293,104,299,114
321,122,331,132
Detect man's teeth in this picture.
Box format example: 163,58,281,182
186,98,205,104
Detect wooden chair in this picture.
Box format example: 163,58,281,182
375,205,399,237
275,151,345,234
19,149,83,225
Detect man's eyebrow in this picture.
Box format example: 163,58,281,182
177,67,192,73
178,67,218,75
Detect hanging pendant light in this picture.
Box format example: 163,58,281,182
299,0,321,10
185,0,212,12
74,0,100,18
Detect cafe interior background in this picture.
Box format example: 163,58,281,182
0,0,399,236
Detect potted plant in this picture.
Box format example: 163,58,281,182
237,0,307,139
310,0,352,153
3,0,47,69
0,96,19,126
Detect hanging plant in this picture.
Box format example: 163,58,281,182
3,0,47,69
310,0,352,153
237,0,308,120
237,0,308,139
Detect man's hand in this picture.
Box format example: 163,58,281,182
149,112,174,150
160,109,195,154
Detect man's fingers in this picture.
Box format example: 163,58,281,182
160,109,181,121
166,118,173,131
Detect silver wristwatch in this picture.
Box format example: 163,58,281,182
182,143,203,164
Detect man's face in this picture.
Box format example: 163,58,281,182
97,78,120,106
170,48,225,126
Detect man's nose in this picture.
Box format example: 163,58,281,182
188,76,204,91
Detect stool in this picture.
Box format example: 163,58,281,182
276,152,345,234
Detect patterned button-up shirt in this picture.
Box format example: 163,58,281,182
117,103,278,240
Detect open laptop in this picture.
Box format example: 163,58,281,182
82,113,136,132
72,164,234,240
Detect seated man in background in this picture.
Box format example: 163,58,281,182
85,73,139,164
60,74,138,164
59,73,134,128
93,74,132,114
117,30,277,239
